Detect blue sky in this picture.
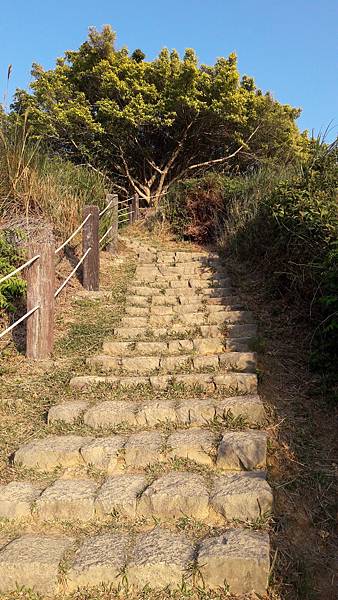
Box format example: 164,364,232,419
1,0,337,139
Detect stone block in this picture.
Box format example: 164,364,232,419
0,482,41,519
86,355,121,372
160,355,192,371
48,401,89,425
136,400,178,426
83,401,137,429
0,535,73,596
102,340,134,355
127,528,194,590
193,355,219,370
210,472,273,521
95,475,147,518
151,305,174,316
193,337,225,355
125,306,149,317
80,436,126,472
67,533,130,591
217,395,266,425
217,431,267,470
134,341,167,354
197,529,270,594
176,398,219,426
174,373,215,391
149,315,174,327
167,429,218,466
138,472,209,520
124,431,166,468
167,339,194,353
36,479,98,522
14,435,91,471
149,375,171,389
121,317,148,328
219,352,256,372
213,373,257,394
122,356,160,374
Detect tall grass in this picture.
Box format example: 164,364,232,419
0,115,109,238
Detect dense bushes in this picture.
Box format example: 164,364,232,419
161,139,338,402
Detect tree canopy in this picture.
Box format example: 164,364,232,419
13,25,307,204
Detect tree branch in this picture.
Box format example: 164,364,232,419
186,126,260,172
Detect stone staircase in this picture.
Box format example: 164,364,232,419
0,239,272,597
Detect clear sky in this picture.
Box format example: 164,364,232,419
1,0,337,140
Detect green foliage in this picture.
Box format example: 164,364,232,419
162,137,338,402
12,26,305,204
0,234,26,311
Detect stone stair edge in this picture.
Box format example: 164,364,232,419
0,526,270,596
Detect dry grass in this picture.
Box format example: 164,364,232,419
0,118,109,239
226,256,337,600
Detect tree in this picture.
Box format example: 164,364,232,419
12,26,306,204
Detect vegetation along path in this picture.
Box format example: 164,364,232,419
0,232,273,598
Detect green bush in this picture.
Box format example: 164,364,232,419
161,138,338,402
0,234,26,311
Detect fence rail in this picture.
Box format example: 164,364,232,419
0,192,140,358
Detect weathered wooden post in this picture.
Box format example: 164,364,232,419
128,197,133,225
105,193,118,254
26,229,55,359
132,193,140,223
83,205,99,290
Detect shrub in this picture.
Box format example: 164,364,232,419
0,234,26,311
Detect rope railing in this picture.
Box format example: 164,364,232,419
99,226,113,245
0,305,40,340
55,214,92,255
0,192,141,358
54,247,92,298
99,200,113,217
0,254,40,287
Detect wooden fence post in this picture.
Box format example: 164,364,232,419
128,198,133,225
132,193,140,223
26,230,55,360
83,205,99,290
106,194,118,254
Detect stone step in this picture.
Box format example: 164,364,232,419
2,468,271,524
86,351,256,375
48,394,265,428
129,286,232,297
126,294,244,308
0,527,270,595
102,337,251,356
131,278,231,288
112,322,257,340
69,371,257,393
119,310,254,329
125,302,245,316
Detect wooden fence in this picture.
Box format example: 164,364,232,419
0,193,140,359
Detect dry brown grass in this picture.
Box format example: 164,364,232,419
225,256,337,600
